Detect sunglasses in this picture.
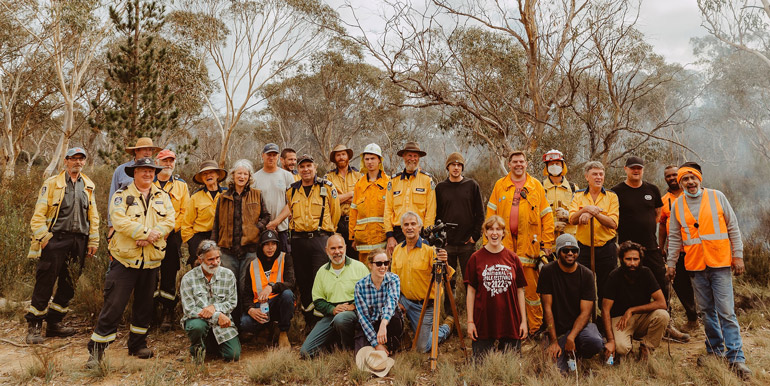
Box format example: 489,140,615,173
561,248,579,255
373,260,391,267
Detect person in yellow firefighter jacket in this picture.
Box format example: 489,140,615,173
384,141,436,256
541,149,578,237
181,160,227,266
349,143,390,262
86,157,175,367
326,144,363,259
486,151,554,334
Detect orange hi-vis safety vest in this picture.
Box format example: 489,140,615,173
250,252,286,302
672,189,731,271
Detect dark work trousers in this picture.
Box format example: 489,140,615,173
88,259,158,352
187,231,211,266
240,289,296,333
577,239,617,305
444,243,475,315
673,252,698,322
278,230,291,255
26,232,87,324
354,307,405,352
291,234,330,317
643,248,669,301
337,215,358,260
155,230,182,309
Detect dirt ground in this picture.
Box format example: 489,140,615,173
0,313,766,385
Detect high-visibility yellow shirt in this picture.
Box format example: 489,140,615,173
391,237,454,301
153,176,190,232
568,188,619,247
349,171,390,251
485,173,554,266
286,177,341,233
181,187,224,242
543,177,578,236
384,169,436,236
325,166,363,217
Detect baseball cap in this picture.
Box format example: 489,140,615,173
263,143,280,154
156,149,176,160
625,156,644,168
297,154,314,165
65,147,87,159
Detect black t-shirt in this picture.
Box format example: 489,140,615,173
537,261,596,336
603,266,660,317
611,181,663,250
435,177,484,245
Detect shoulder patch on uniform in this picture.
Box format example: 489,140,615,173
113,196,123,206
331,188,338,199
387,181,392,191
41,186,47,195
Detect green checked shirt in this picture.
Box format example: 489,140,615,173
180,265,238,344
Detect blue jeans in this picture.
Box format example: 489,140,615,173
400,295,451,353
220,251,257,325
240,289,295,332
299,310,357,358
552,323,603,372
691,267,745,364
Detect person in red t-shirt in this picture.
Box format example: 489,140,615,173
465,215,528,358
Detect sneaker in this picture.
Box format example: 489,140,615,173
46,322,76,337
665,325,690,342
129,347,154,359
25,323,44,344
729,362,752,381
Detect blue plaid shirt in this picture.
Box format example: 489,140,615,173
354,272,400,347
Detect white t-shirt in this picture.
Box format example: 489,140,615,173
253,168,295,232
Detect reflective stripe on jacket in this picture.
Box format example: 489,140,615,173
673,189,731,271
109,182,176,269
350,171,390,251
250,252,285,302
28,170,100,258
486,173,554,266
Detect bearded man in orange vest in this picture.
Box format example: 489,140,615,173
665,163,751,381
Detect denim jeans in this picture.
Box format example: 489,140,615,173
240,289,295,332
300,310,358,358
219,250,257,325
551,323,603,372
691,267,745,364
399,295,451,353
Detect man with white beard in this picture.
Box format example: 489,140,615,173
152,149,190,329
179,240,240,362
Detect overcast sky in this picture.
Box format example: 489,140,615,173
637,0,706,65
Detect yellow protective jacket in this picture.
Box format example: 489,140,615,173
542,177,578,236
181,187,224,243
325,166,363,217
28,170,100,259
349,171,390,252
109,182,176,269
384,169,436,237
486,173,555,266
286,177,341,233
153,176,190,232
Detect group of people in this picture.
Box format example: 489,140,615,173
22,137,751,380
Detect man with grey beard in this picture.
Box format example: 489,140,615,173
153,149,190,330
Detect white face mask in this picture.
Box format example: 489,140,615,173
547,164,563,176
201,263,219,276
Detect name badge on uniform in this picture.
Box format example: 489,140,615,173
320,187,327,196
415,188,425,192
155,201,163,204
393,190,401,196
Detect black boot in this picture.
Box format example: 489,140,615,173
25,322,44,344
160,305,175,331
86,342,106,369
46,321,77,337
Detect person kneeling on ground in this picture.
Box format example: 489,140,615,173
354,248,404,354
179,240,240,362
300,234,369,358
538,234,603,373
466,215,528,358
602,241,669,362
240,230,296,349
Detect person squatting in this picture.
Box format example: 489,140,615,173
24,138,752,380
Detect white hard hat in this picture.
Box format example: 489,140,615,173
362,143,383,158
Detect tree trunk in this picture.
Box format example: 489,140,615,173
44,103,73,177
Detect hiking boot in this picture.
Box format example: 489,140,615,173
46,322,76,337
85,344,105,369
683,320,699,332
638,344,650,362
160,307,175,331
129,347,154,359
729,362,752,381
443,316,454,334
665,325,690,342
278,331,291,349
696,353,721,367
25,322,44,344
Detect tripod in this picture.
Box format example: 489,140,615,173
411,255,468,371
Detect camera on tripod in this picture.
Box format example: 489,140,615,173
420,220,458,249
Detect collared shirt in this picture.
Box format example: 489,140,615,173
153,175,190,232
311,257,370,316
391,237,454,301
108,161,134,227
354,272,400,347
349,171,390,250
543,177,578,236
51,175,89,235
181,187,225,242
286,177,341,233
325,166,363,217
384,168,437,236
180,266,239,344
568,188,619,247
